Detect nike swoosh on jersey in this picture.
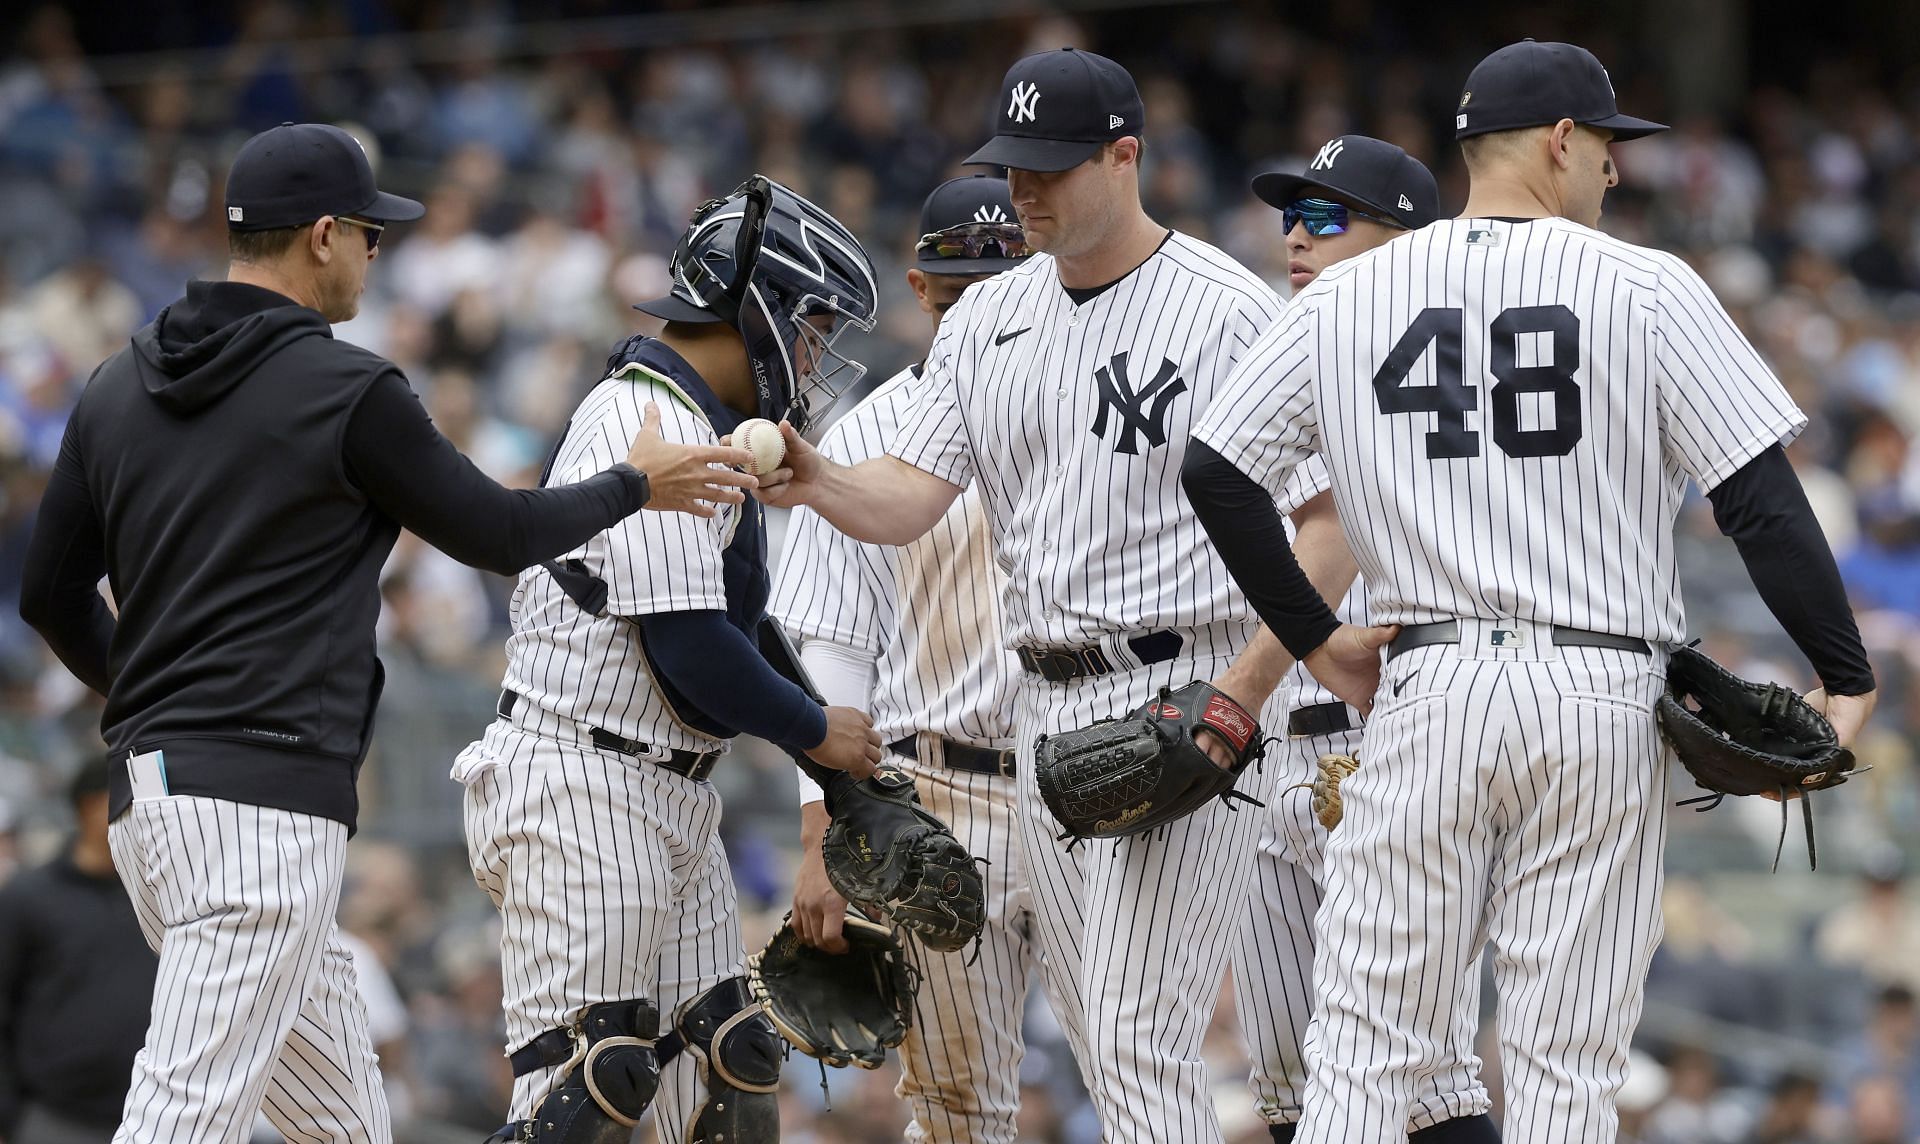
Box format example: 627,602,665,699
993,327,1031,346
1392,672,1418,696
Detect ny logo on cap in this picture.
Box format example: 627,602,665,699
1310,139,1344,171
1008,81,1041,124
973,204,1008,223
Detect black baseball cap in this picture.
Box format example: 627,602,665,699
916,175,1028,276
225,123,425,231
1454,40,1667,142
1252,136,1441,229
964,48,1145,173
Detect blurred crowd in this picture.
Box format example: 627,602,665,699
2,1,1920,1140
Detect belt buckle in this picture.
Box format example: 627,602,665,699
688,751,720,782
996,749,1016,778
1036,649,1082,682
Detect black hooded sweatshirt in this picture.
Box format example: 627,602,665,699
20,281,651,829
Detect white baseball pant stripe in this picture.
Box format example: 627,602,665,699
459,720,741,1131
894,755,1036,1144
1233,726,1489,1130
109,794,389,1144
1015,650,1281,1143
1298,637,1668,1144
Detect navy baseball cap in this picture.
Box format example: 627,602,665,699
1454,40,1667,142
915,175,1029,276
225,123,424,231
965,48,1145,173
1252,136,1440,229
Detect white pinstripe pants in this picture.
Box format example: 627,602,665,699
457,720,742,1133
1296,634,1669,1144
108,795,390,1144
1014,651,1282,1144
1233,726,1490,1131
893,756,1036,1144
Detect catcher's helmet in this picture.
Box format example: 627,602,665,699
636,176,877,434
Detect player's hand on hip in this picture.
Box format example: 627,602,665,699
751,421,824,509
1808,686,1877,749
1303,622,1400,717
628,401,758,517
805,705,883,779
793,841,851,953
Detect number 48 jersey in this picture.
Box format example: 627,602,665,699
1193,217,1807,645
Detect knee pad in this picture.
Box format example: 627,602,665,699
514,998,663,1143
666,977,782,1144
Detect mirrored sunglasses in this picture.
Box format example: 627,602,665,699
915,221,1030,261
1281,198,1399,237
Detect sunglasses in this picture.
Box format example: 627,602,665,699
1281,198,1400,237
915,221,1030,261
337,216,384,251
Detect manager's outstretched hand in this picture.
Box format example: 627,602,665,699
627,401,759,517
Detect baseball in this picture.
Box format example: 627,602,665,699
734,417,787,476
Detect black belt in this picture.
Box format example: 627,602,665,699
889,736,1016,778
497,690,721,783
1288,702,1357,738
1387,622,1651,661
1016,629,1184,683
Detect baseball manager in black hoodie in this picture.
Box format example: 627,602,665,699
17,122,756,1143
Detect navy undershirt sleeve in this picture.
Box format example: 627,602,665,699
637,610,829,749
1181,440,1340,659
1707,445,1875,696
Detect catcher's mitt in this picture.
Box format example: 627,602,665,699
746,914,918,1069
1657,643,1863,870
1034,681,1266,842
1286,752,1359,831
821,765,985,953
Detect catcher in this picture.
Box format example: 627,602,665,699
457,178,890,1144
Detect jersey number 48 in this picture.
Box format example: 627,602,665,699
1374,304,1581,460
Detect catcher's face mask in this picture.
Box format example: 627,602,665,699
737,281,873,436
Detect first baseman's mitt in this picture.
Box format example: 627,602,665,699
1657,643,1863,870
746,914,918,1069
821,765,986,952
1034,681,1266,842
1287,752,1360,831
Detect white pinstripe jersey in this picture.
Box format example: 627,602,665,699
1195,216,1808,644
891,232,1285,647
772,366,1017,748
497,368,743,754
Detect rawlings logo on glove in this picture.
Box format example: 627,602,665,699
1035,680,1267,842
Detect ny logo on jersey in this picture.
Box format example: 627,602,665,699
973,204,1008,223
1091,352,1187,455
1008,81,1041,123
1310,138,1344,170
